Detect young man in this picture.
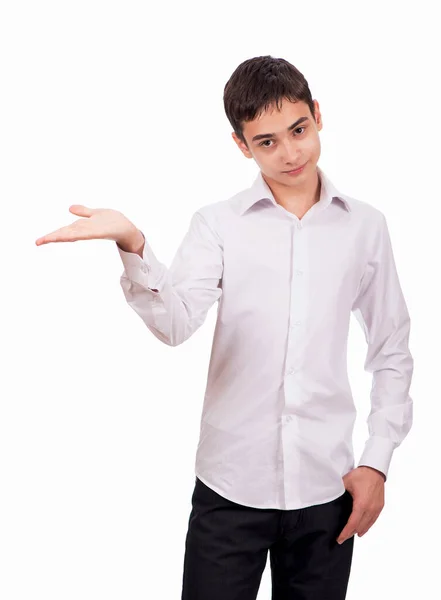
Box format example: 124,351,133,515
36,55,413,599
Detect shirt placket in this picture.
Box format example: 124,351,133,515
280,215,309,507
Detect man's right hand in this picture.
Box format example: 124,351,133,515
35,205,143,254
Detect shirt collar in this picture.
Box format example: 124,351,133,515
237,165,351,216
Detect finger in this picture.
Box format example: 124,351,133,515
69,205,95,217
336,509,364,544
356,514,372,537
35,224,82,245
357,513,378,537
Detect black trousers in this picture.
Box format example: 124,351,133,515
181,477,354,600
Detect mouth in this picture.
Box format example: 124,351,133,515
283,162,307,175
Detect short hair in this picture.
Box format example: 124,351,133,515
223,55,315,146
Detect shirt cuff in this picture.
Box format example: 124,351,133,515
116,233,164,292
357,435,397,482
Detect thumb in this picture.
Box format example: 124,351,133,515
69,205,96,217
342,474,353,490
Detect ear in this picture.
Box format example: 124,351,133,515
313,99,323,131
231,131,253,159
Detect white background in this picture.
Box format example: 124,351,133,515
0,1,438,598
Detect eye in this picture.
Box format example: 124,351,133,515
258,127,306,148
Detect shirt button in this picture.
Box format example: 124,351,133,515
296,222,302,230
287,367,296,375
295,269,303,276
283,415,293,423
141,265,148,273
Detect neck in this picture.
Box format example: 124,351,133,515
262,168,321,218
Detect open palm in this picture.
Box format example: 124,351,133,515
35,205,134,246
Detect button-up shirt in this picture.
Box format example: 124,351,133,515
116,166,413,510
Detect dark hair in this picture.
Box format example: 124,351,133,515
223,55,315,146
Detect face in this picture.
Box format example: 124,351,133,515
232,98,323,189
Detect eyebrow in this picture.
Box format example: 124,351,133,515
251,116,310,142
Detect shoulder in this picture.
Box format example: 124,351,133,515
192,186,250,235
196,187,249,218
340,193,387,229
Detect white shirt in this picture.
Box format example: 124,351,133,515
116,166,413,510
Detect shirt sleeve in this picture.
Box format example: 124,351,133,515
351,212,414,482
116,209,223,346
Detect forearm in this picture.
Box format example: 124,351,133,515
116,227,145,257
116,210,223,346
357,314,414,480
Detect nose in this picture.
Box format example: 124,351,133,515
280,138,301,165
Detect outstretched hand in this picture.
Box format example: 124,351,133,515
35,205,136,246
